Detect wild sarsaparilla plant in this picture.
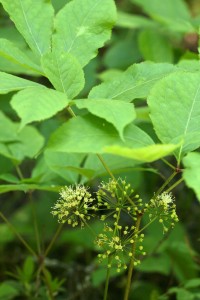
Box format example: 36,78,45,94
0,0,199,299
51,178,179,299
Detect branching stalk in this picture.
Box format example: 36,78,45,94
123,214,142,300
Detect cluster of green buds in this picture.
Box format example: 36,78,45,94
51,185,96,227
97,178,144,221
95,178,147,271
95,224,146,272
146,192,179,232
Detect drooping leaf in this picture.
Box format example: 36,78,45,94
11,87,70,129
148,71,200,163
74,99,136,139
89,62,176,101
103,143,178,162
0,71,42,94
0,38,42,74
44,151,86,183
0,0,54,56
138,29,174,63
41,52,85,99
53,0,117,66
183,152,200,201
46,114,154,154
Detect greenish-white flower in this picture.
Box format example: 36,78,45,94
51,185,96,227
148,192,179,232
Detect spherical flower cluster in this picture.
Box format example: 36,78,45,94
51,185,96,227
147,192,179,232
97,178,144,220
95,224,146,272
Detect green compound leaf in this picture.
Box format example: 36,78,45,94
74,99,136,140
0,0,54,56
11,87,70,129
148,71,200,163
0,71,42,94
53,0,117,67
46,114,154,154
0,38,42,74
89,62,176,101
183,152,200,201
41,52,85,99
103,144,179,162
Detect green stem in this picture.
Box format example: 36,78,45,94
97,154,135,206
153,171,177,199
161,159,176,170
0,211,37,258
97,154,116,181
44,223,63,257
123,214,142,300
165,177,184,193
103,256,113,300
138,216,158,234
67,106,76,117
15,164,24,180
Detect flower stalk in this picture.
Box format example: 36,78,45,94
123,213,142,300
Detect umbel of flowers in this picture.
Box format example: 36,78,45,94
51,185,97,227
51,178,179,271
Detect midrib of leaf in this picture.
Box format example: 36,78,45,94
111,76,165,99
55,53,66,94
19,0,42,56
178,82,200,163
65,0,101,53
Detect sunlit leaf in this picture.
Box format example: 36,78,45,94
0,0,54,56
148,71,200,163
74,99,136,139
41,52,85,99
53,0,117,66
11,87,69,129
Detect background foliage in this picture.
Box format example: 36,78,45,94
0,0,200,299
